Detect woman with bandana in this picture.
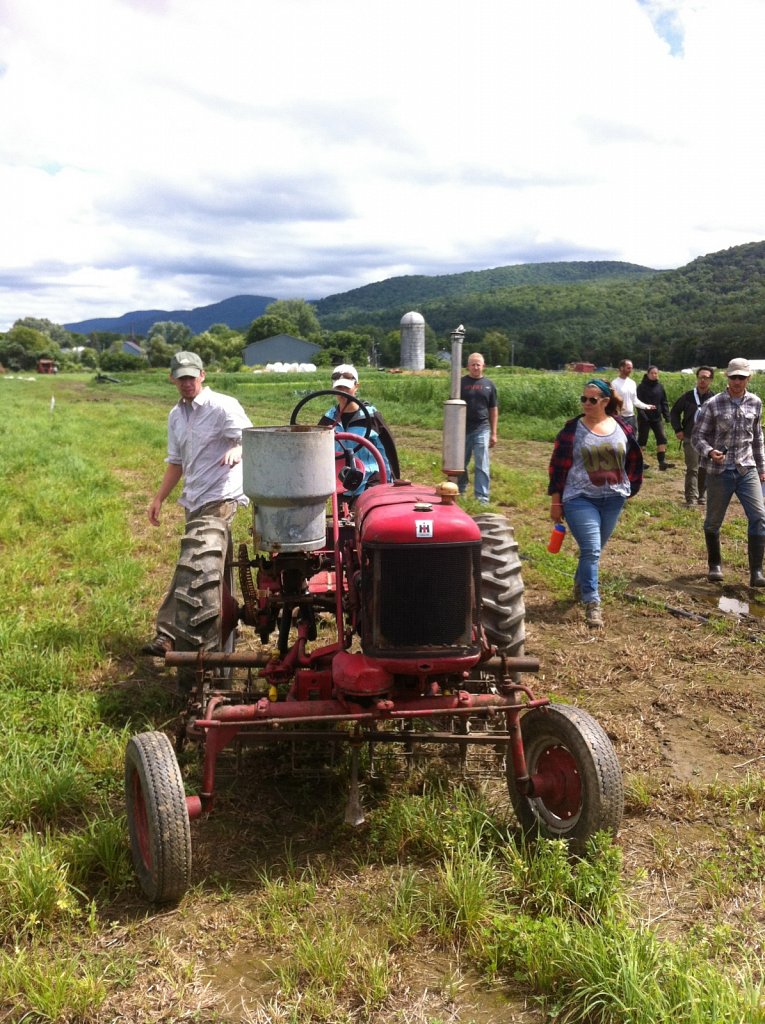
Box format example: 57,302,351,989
548,379,643,628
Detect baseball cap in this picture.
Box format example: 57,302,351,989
725,357,752,377
170,351,204,378
331,363,358,389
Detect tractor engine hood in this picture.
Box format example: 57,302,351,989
354,481,481,546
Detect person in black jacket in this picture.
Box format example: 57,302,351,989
636,366,674,470
669,366,715,506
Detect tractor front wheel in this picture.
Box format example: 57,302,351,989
125,731,192,903
507,704,623,855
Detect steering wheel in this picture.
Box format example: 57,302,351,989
289,388,373,455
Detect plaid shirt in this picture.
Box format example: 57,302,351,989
691,389,765,475
548,415,643,498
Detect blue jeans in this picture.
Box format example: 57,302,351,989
459,427,491,502
704,467,765,537
563,493,627,605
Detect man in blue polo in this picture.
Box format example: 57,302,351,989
458,352,498,504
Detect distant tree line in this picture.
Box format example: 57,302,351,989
3,242,765,373
0,299,445,374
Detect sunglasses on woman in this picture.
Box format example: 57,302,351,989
580,395,604,404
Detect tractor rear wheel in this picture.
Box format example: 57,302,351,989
475,513,525,656
507,704,623,855
125,731,192,903
173,516,237,690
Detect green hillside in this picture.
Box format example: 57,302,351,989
7,243,765,373
315,242,765,371
314,260,655,317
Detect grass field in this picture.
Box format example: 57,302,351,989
1,367,764,1022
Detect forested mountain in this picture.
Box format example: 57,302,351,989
315,242,765,371
52,241,765,371
64,294,275,336
313,260,655,318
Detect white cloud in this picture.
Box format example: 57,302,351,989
1,0,764,329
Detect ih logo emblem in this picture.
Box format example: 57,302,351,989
415,520,433,538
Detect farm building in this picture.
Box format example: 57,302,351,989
122,340,147,359
243,335,321,367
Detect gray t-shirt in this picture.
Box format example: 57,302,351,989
562,419,631,502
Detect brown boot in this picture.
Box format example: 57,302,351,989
140,634,173,656
585,602,603,628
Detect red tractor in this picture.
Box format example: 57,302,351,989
125,385,623,903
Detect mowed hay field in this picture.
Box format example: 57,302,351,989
2,368,765,1023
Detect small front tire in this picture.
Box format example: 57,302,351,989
125,731,192,902
507,703,623,855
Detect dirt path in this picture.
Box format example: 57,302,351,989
499,438,765,951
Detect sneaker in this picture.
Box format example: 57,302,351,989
140,634,173,657
659,462,675,471
584,602,604,628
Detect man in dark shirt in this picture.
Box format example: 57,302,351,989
669,366,715,507
458,352,498,504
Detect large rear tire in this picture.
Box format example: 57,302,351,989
474,513,525,656
125,731,192,903
508,704,623,855
174,516,237,690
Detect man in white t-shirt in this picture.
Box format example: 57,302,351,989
611,358,654,434
141,351,253,655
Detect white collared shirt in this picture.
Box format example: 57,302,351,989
167,386,253,511
612,375,653,414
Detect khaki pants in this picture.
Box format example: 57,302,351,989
682,439,706,504
155,500,241,641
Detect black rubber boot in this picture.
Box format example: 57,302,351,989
704,531,723,582
748,536,765,588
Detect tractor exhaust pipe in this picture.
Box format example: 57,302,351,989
442,324,466,483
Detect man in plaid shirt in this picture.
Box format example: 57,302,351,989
691,357,765,586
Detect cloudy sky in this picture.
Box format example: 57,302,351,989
1,0,763,330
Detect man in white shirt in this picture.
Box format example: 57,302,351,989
611,358,654,434
142,351,253,655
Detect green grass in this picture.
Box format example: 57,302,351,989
2,372,765,1021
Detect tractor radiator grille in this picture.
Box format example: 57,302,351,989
369,544,478,651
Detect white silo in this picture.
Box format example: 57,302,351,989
400,311,425,370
